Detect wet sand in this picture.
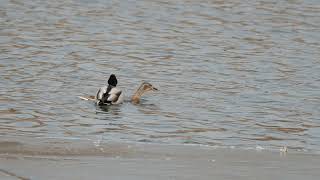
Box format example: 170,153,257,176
0,138,319,180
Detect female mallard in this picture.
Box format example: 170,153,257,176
131,81,158,104
79,74,158,105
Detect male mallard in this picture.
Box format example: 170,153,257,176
96,74,124,105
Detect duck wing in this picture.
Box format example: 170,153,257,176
96,85,123,105
107,87,122,103
96,86,108,100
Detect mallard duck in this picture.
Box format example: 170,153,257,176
78,74,158,105
96,74,124,105
131,81,158,104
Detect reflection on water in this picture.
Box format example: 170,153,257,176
96,104,122,116
0,0,320,153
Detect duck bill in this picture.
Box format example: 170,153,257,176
152,87,159,91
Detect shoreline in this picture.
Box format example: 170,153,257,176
1,137,320,180
0,136,315,156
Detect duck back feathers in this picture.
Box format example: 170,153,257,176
96,85,124,105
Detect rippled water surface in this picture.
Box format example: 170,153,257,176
1,0,320,153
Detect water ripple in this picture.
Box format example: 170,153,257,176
1,0,320,153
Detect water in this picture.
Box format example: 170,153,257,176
1,0,320,153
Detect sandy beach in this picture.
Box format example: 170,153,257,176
0,138,319,180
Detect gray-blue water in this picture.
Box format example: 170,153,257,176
1,0,320,153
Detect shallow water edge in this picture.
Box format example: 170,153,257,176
0,137,319,180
